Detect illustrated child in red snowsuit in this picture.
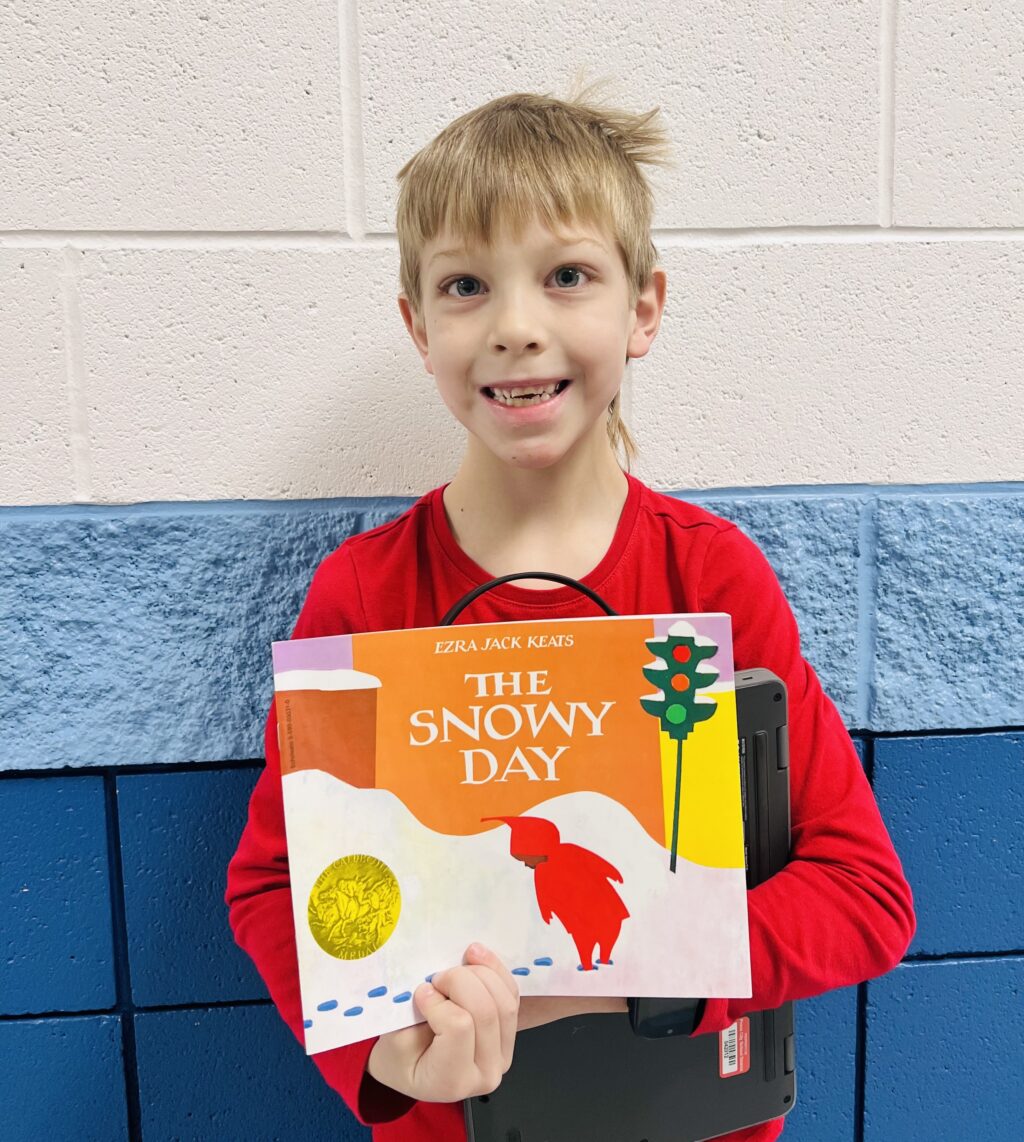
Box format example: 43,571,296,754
484,815,629,971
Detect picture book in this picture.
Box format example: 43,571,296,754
272,613,751,1054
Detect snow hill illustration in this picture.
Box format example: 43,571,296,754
284,770,751,1054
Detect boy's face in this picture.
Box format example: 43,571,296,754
399,214,666,472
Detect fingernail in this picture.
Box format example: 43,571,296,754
420,984,434,998
467,943,484,957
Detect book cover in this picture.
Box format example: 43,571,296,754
272,613,751,1054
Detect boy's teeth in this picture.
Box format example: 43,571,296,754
489,381,565,405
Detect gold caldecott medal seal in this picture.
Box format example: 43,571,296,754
307,854,402,960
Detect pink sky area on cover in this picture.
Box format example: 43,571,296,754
273,616,734,684
272,634,353,675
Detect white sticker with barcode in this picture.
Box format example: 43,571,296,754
719,1017,751,1078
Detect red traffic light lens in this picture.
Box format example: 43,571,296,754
672,645,692,664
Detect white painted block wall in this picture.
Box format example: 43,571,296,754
1,1,1020,506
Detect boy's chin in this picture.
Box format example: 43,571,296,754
466,421,609,474
496,441,572,471
505,449,560,471
497,425,612,473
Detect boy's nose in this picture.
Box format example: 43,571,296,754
487,299,546,354
491,336,541,353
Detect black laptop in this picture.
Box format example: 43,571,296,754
465,668,796,1142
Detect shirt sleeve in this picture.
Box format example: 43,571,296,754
690,524,917,1036
224,546,417,1125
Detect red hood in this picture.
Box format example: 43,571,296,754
482,815,561,857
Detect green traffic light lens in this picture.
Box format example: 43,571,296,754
666,704,686,724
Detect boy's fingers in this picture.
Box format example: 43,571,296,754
464,943,520,1002
463,945,520,1070
412,981,476,1088
440,967,507,1089
465,964,519,1069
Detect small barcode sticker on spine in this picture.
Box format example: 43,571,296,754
719,1017,751,1078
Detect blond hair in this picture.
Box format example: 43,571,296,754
395,75,673,469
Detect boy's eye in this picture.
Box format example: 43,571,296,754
552,266,587,289
446,276,482,298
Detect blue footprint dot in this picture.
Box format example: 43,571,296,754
344,1006,363,1017
511,967,530,976
303,1019,313,1029
368,986,388,998
393,991,412,1003
317,1000,338,1012
533,957,553,967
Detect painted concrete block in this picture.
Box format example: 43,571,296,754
895,5,1024,225
117,769,267,1006
692,493,862,725
782,985,858,1142
634,243,1022,492
0,1015,127,1142
361,1,879,232
4,489,1019,771
874,733,1023,955
0,4,342,231
0,249,76,506
134,1005,369,1141
78,247,463,504
874,494,1024,730
0,777,115,1014
865,957,1024,1140
0,502,405,768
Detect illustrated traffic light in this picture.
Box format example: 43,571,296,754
640,634,719,742
640,632,720,872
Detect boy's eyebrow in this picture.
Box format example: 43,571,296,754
427,236,609,268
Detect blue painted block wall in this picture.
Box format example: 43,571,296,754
1,484,1021,1141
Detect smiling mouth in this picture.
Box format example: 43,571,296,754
483,380,572,406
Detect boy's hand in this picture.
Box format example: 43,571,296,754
366,943,520,1102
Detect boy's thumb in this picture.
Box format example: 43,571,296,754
414,980,459,1037
415,981,446,1014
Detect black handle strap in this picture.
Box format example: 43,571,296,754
439,572,618,626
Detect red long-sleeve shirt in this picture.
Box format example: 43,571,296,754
226,474,916,1141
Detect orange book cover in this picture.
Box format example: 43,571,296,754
273,613,751,1053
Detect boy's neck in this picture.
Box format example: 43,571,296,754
442,437,630,585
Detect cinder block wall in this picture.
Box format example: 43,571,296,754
1,4,1021,1141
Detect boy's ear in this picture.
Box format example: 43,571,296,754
398,293,434,376
626,268,667,362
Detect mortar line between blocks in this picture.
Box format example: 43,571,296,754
4,482,1018,521
856,498,880,728
879,0,898,229
854,981,868,1142
59,246,93,503
339,0,367,241
903,949,1024,964
103,774,143,1140
7,228,1024,251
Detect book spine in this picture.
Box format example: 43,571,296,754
278,692,297,773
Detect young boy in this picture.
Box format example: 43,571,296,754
226,84,916,1141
